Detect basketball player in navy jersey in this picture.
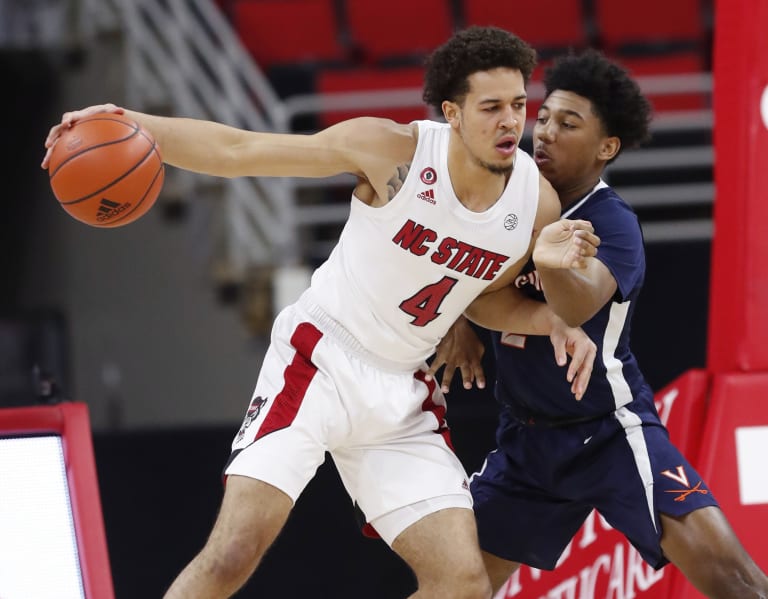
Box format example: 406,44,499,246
42,28,601,599
431,50,768,598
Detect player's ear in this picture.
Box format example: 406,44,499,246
598,136,620,162
442,100,460,127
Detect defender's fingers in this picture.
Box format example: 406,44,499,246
566,351,581,383
440,364,457,394
459,363,474,389
567,338,591,381
424,357,446,382
574,231,601,251
583,231,601,247
572,361,593,400
552,337,568,367
567,219,594,233
474,368,486,390
571,349,595,400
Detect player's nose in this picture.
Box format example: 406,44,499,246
499,106,519,129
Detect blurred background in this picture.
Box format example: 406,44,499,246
1,0,714,596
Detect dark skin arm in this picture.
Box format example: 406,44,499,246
426,292,596,399
426,215,601,397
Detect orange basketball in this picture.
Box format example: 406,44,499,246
48,112,165,228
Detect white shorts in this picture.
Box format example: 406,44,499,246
225,302,472,545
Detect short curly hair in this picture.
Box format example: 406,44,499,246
543,49,652,154
423,26,537,113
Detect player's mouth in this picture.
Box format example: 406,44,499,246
534,146,552,166
495,136,517,157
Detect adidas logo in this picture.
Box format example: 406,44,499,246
417,189,436,204
96,198,132,222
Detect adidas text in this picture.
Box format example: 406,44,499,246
417,189,436,204
97,198,132,222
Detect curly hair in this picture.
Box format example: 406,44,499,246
423,26,537,113
543,49,652,153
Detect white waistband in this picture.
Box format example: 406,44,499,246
296,292,425,373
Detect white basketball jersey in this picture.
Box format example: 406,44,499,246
301,120,540,369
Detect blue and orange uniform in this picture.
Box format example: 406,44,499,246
471,180,719,570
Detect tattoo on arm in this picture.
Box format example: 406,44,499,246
386,162,411,201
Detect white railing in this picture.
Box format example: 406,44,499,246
0,0,71,48
79,0,302,280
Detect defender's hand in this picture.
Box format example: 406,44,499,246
533,219,600,270
549,319,596,400
425,316,486,394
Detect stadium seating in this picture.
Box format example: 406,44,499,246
232,0,346,68
315,66,428,127
462,0,590,56
224,0,712,131
343,0,454,65
618,52,710,112
594,0,708,54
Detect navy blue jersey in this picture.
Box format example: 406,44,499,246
475,181,718,570
492,181,656,421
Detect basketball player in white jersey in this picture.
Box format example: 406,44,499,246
42,27,600,599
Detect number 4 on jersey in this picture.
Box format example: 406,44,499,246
399,276,458,326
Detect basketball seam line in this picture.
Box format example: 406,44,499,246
49,126,139,180
59,142,159,206
102,161,165,227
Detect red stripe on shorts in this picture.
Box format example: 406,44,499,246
254,322,323,440
414,370,455,450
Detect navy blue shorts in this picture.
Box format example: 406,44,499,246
470,404,719,570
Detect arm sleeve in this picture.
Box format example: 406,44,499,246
588,200,645,302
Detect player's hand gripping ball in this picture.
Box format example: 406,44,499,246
47,113,164,227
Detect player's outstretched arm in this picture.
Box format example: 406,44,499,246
42,104,413,185
532,219,610,327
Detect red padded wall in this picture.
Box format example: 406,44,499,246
707,0,768,372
